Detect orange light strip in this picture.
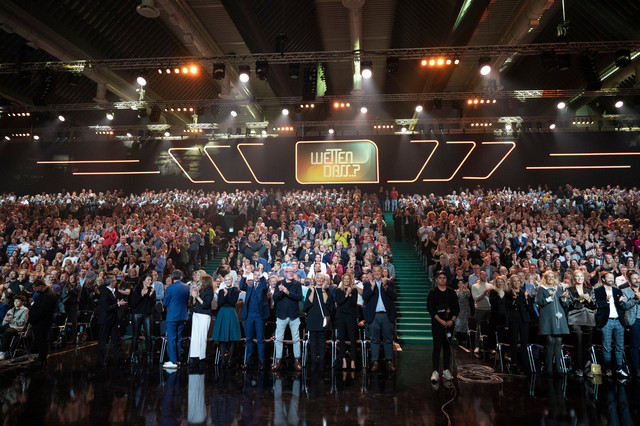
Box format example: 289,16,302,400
167,147,215,183
237,143,285,185
387,140,439,183
202,145,252,184
37,160,140,164
463,141,516,179
423,141,476,182
549,152,640,156
526,165,631,170
72,171,160,175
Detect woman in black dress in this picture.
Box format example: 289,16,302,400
130,273,156,363
304,273,333,373
335,273,359,370
505,274,531,373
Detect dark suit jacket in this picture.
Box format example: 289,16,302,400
239,276,270,320
594,285,626,329
362,279,397,323
96,284,119,325
273,279,303,320
304,287,333,332
28,287,58,328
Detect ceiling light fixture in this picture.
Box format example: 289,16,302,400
615,100,624,108
282,108,289,116
106,111,114,120
137,76,147,86
230,110,238,117
58,114,66,122
33,135,40,140
360,106,368,114
479,57,491,76
557,101,566,109
238,65,250,83
415,105,423,112
256,61,268,81
361,61,373,79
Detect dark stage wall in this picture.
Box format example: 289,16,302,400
1,131,639,195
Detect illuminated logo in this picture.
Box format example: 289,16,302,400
295,140,379,184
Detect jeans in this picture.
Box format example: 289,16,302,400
391,199,398,212
370,312,394,361
628,320,640,373
601,318,625,370
166,320,186,364
274,317,301,359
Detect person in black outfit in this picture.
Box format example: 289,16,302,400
505,275,531,373
61,274,81,343
96,276,128,367
427,271,459,383
129,274,155,364
304,273,333,373
335,273,359,370
489,275,508,351
28,279,59,367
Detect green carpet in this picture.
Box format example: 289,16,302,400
203,250,226,277
384,213,432,344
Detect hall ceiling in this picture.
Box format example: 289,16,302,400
0,0,639,129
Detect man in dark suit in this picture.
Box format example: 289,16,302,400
96,276,127,367
163,270,190,369
594,272,628,378
239,264,271,370
363,264,397,372
28,278,58,367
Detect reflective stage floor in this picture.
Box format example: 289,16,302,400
0,343,637,425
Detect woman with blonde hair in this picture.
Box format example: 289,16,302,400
536,271,570,375
505,275,531,373
565,270,596,378
335,273,359,370
189,274,215,369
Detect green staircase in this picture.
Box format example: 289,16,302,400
384,213,433,344
203,249,225,277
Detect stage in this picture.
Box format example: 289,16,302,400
0,344,636,425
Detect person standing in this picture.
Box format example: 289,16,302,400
536,271,570,375
96,276,127,367
363,264,397,372
130,274,156,364
595,272,628,378
189,274,214,369
272,267,303,371
27,278,58,367
163,270,190,369
304,273,333,373
565,270,596,378
239,264,270,370
622,272,640,378
505,275,531,374
211,274,241,368
471,271,493,353
335,273,359,370
428,271,460,383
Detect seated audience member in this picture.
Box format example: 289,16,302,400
0,294,28,360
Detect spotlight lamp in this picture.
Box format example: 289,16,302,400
415,105,423,112
479,57,491,75
557,101,566,109
360,106,368,114
238,65,250,83
33,135,40,140
213,63,226,80
361,61,373,79
282,108,289,116
615,100,624,108
549,123,556,130
230,110,238,117
137,76,147,86
328,127,335,134
255,61,268,81
58,114,66,122
106,111,114,120
505,123,512,131
164,131,170,137
386,57,399,74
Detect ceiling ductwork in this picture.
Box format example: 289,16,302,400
136,0,160,19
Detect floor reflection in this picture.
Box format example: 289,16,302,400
1,345,640,425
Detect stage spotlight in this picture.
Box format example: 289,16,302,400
615,100,624,108
4,136,9,141
549,123,556,130
190,65,198,74
361,61,373,79
230,110,238,117
126,132,132,138
288,63,300,79
106,111,114,120
401,127,407,133
615,49,631,68
213,63,225,80
360,106,368,114
415,105,423,112
557,101,566,109
505,123,512,131
164,131,170,137
479,57,491,75
386,57,399,74
261,129,267,136
255,61,268,81
282,108,289,116
33,135,40,140
137,76,147,86
328,127,335,134
58,114,66,122
238,65,250,83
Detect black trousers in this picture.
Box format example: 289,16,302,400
0,326,19,352
97,321,124,365
570,324,593,370
65,304,78,341
509,319,530,369
308,330,328,371
431,321,451,371
31,324,49,361
131,314,153,355
336,315,358,362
